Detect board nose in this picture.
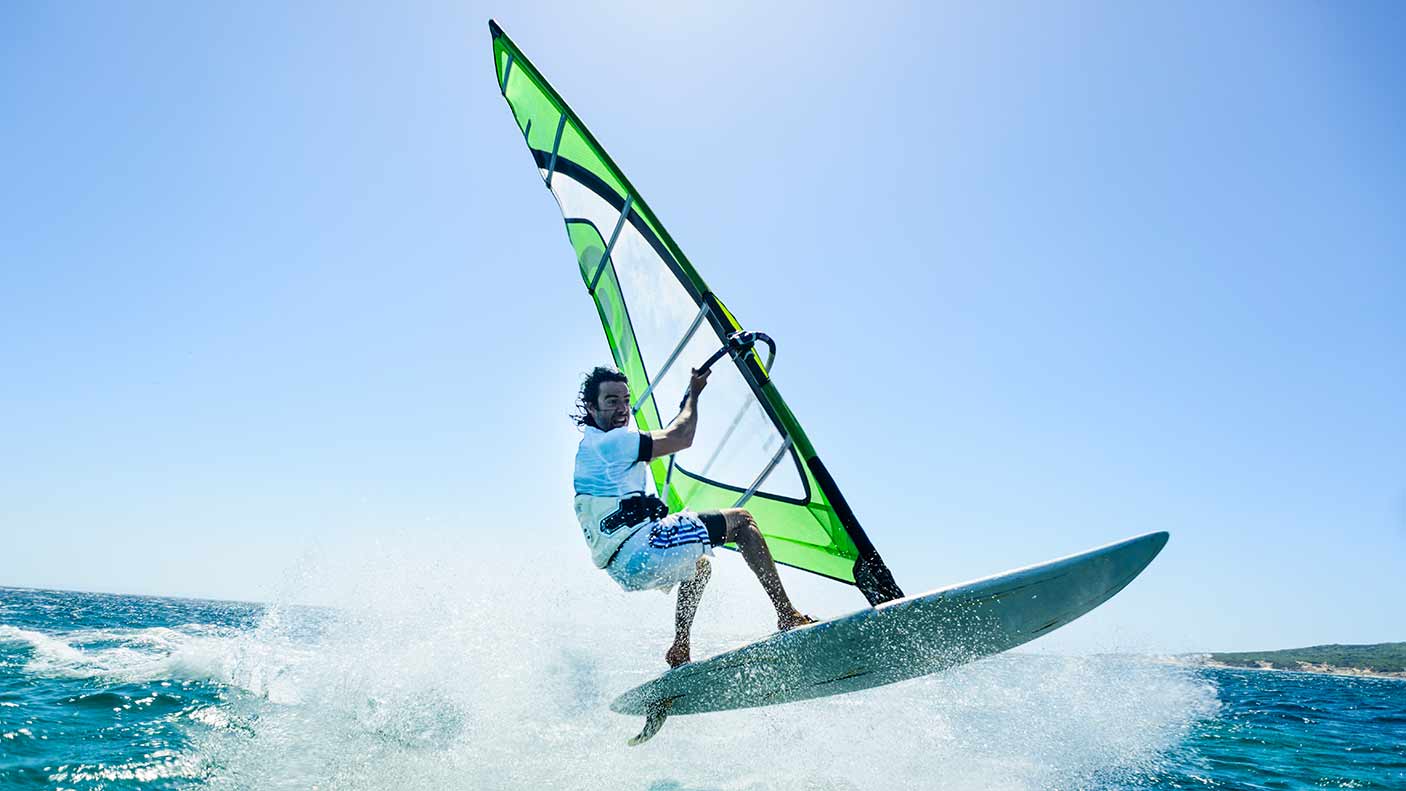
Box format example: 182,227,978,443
1148,530,1170,556
1119,531,1170,575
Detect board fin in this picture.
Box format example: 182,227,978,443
627,698,675,746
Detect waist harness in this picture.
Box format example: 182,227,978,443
600,493,668,537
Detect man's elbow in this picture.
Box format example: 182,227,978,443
677,427,697,450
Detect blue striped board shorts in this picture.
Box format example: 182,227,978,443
605,511,719,593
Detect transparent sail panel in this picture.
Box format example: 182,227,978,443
549,172,802,500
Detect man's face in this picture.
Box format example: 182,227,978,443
589,381,631,430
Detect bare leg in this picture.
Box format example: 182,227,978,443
721,508,816,631
667,556,711,667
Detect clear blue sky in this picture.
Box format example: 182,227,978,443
2,2,1402,653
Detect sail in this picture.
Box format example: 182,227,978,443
489,21,902,604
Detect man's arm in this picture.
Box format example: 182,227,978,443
646,368,710,459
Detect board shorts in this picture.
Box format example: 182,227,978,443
605,510,728,593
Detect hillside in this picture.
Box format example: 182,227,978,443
1209,642,1406,674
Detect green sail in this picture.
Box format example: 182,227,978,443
489,21,902,603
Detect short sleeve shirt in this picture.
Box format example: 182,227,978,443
573,426,650,497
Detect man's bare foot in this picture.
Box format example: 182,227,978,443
778,610,817,631
665,642,691,668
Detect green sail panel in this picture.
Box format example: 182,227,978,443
489,21,901,598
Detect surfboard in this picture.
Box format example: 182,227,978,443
612,531,1169,744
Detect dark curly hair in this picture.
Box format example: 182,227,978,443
572,366,629,429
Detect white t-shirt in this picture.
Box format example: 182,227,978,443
573,425,652,567
573,425,648,497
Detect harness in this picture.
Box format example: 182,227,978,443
600,492,669,536
599,492,668,568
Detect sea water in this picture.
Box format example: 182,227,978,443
2,559,1403,790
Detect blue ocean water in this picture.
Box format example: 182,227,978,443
1,585,1402,790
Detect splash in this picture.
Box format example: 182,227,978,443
171,537,1218,791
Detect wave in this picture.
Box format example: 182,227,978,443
0,621,307,701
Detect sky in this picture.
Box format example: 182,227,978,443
1,1,1402,654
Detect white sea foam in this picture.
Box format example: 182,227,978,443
162,536,1221,791
0,626,92,674
0,620,309,698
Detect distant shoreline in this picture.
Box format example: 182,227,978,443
1195,658,1406,680
1173,642,1406,680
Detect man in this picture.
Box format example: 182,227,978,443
572,365,814,667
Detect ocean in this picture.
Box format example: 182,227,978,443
1,584,1402,790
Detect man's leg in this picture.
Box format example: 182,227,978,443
720,508,815,631
667,556,711,667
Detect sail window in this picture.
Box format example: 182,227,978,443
632,302,711,415
589,194,634,293
733,436,794,508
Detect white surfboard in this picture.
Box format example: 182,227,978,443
612,531,1168,744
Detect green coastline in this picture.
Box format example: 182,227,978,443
1201,642,1406,679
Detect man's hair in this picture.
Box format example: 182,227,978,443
573,366,630,429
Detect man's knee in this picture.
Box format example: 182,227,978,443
722,507,754,524
723,508,758,542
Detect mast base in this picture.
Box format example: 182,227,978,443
854,555,905,606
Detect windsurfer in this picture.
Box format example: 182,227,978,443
572,365,814,667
